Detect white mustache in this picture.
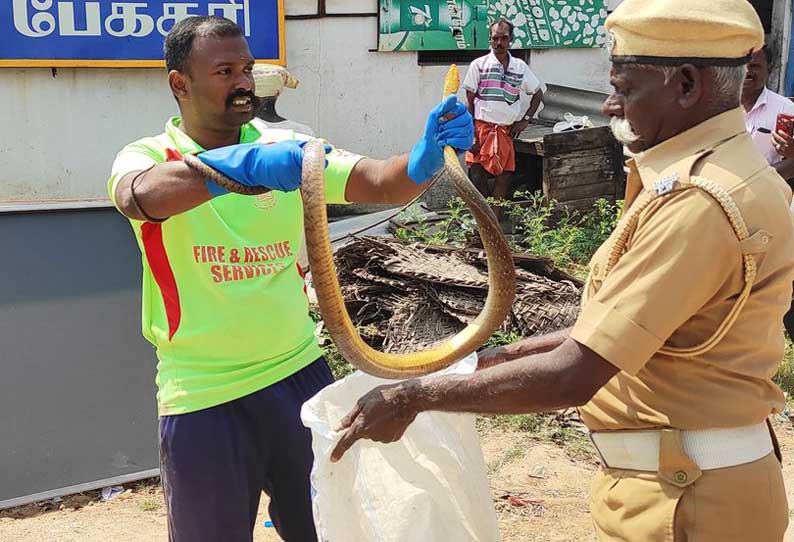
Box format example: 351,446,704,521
610,117,641,145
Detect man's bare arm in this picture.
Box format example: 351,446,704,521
466,90,476,115
510,90,545,137
477,327,571,369
114,162,213,221
344,156,426,205
344,96,473,204
416,338,615,414
331,338,618,460
524,89,544,121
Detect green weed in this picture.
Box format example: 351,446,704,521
393,192,622,277
140,499,161,512
774,338,794,399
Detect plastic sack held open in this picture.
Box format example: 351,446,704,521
301,354,501,542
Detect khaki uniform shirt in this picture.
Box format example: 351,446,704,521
572,108,794,432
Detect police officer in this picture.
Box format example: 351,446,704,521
330,0,794,540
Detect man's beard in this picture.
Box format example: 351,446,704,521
610,116,641,146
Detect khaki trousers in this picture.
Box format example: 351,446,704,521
590,429,788,541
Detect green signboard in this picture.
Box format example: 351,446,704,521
378,0,607,51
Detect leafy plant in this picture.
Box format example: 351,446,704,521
141,499,161,512
483,330,522,348
395,197,476,246
393,191,622,277
569,197,622,264
504,192,622,273
774,338,794,399
309,306,355,380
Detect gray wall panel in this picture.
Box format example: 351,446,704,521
0,208,158,506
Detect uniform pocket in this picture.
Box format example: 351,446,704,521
673,453,787,542
591,468,684,542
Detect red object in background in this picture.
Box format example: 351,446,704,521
776,113,794,136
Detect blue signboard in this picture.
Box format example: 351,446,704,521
1,0,285,67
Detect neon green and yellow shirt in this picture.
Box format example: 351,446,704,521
108,117,362,415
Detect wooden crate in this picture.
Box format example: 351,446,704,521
515,124,625,212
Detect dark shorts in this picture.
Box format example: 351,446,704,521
159,358,334,542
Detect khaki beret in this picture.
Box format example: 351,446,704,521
253,64,299,98
606,0,764,66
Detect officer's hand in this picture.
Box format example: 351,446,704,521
198,140,332,196
407,95,475,184
330,382,420,462
773,130,794,160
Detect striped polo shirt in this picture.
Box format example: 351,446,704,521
463,51,542,126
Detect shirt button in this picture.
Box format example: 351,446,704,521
674,471,688,484
762,236,770,243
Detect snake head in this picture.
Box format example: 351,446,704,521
443,64,460,98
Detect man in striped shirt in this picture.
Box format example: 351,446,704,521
464,19,544,220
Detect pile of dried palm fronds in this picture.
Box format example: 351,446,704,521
326,236,583,353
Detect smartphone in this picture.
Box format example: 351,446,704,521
776,113,794,136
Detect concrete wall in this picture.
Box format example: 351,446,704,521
279,18,448,160
0,0,616,202
531,48,610,94
0,67,176,201
771,0,791,92
2,0,790,202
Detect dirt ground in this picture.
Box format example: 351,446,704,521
3,417,794,542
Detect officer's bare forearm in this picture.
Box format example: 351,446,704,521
411,338,617,415
483,327,571,365
115,162,214,221
344,156,426,205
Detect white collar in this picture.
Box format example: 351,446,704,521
488,50,513,69
749,87,770,114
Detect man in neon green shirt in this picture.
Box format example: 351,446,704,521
107,14,473,542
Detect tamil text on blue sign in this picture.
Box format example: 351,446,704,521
1,0,285,67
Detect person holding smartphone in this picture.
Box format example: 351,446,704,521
742,45,794,181
742,45,794,343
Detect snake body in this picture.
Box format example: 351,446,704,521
185,65,517,378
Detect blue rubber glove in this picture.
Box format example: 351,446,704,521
198,140,331,196
407,95,475,184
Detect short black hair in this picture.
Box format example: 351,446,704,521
164,16,243,73
762,44,776,68
490,18,514,38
